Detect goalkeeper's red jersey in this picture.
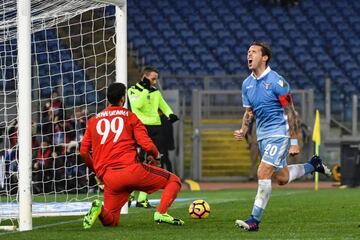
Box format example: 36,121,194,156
80,105,159,179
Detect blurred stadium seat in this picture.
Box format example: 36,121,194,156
3,1,357,113
31,30,93,103
127,0,360,115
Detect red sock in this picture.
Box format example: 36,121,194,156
157,181,181,213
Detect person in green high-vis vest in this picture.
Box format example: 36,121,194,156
127,66,179,208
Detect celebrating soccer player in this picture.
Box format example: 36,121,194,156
80,82,184,229
234,41,331,231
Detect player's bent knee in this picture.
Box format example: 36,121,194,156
273,168,290,185
276,179,288,185
101,212,120,227
168,174,182,188
274,175,289,185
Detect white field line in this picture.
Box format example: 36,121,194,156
0,190,311,236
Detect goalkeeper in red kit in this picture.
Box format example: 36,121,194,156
80,82,184,229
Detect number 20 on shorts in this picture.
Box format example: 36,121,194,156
264,144,278,156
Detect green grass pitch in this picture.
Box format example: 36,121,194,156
1,188,359,240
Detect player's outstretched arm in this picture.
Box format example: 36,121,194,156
234,108,254,140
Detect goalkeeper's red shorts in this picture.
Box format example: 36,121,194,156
98,163,181,226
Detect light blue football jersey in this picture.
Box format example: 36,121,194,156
242,67,290,141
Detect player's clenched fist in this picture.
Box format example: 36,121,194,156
234,129,245,140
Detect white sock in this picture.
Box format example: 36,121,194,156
251,179,272,221
287,164,306,183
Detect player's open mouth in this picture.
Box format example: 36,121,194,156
248,60,252,65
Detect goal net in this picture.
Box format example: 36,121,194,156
0,0,126,229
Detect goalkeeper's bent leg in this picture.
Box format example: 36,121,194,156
157,174,181,214
99,191,129,227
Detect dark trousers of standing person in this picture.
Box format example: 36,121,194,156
140,125,173,172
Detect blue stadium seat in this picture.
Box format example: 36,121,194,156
186,37,201,48
34,31,45,41
39,76,50,88
200,54,217,65
162,30,176,39
222,14,237,23
37,53,48,63
132,37,147,48
50,64,60,75
211,67,226,76
35,43,47,54
344,62,358,72
39,67,49,76
192,22,208,32
350,70,360,87
194,67,208,75
50,74,61,85
162,78,181,89
184,80,203,90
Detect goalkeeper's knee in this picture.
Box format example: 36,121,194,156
101,215,119,227
168,174,181,188
99,211,120,227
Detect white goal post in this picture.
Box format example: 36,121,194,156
0,0,127,231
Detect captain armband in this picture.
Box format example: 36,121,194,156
278,93,292,107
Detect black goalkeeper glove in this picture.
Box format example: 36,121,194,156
168,114,179,123
139,76,151,90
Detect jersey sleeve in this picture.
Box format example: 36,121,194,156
241,81,251,108
130,113,159,157
273,77,292,107
273,77,291,97
158,93,173,117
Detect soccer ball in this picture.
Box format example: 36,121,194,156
188,199,210,219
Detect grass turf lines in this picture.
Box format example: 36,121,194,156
1,188,359,240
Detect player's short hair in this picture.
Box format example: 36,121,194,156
141,66,159,77
250,41,272,65
107,82,126,105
